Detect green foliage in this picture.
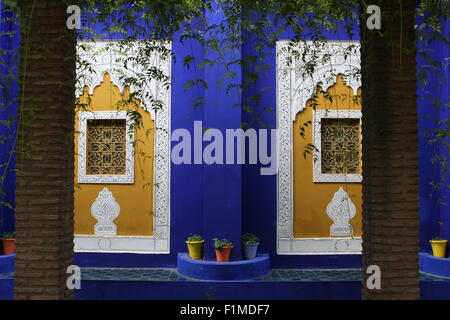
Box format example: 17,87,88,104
415,0,450,214
186,234,204,242
1,232,15,239
242,233,259,244
212,238,233,250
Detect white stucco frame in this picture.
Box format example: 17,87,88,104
276,40,362,255
313,109,363,183
74,40,171,254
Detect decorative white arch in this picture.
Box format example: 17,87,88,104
276,40,362,255
74,40,171,254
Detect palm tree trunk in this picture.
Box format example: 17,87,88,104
360,0,420,299
14,0,75,299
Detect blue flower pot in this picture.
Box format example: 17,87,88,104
243,243,259,260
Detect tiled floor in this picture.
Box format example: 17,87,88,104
1,268,448,282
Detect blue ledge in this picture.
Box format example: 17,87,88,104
419,252,450,278
177,252,270,280
0,254,15,274
0,254,15,300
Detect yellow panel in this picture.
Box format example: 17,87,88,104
293,75,362,238
74,73,154,236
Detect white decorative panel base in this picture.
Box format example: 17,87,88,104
74,234,169,254
278,238,362,255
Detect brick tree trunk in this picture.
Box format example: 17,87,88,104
360,1,420,299
14,1,75,300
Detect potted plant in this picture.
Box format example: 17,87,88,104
1,232,15,255
213,238,233,262
242,233,260,260
430,222,447,258
186,234,204,260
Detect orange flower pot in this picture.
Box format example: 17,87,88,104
215,246,233,262
2,239,15,255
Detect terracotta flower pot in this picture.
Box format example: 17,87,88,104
2,239,15,255
215,246,233,262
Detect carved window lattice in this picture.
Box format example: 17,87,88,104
87,119,127,175
320,118,360,174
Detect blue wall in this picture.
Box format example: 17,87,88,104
0,1,18,240
417,18,450,252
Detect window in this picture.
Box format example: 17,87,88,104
313,109,362,183
87,119,127,175
320,118,360,175
78,111,134,184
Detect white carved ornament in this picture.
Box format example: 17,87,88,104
91,187,120,235
276,40,362,254
277,40,361,120
326,187,356,237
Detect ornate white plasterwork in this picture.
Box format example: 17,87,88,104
91,187,120,235
326,187,356,237
78,110,134,184
276,40,362,255
74,40,171,254
277,40,361,119
313,109,362,183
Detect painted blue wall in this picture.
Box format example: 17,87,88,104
0,1,18,240
417,18,450,253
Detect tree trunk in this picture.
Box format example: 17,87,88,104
360,0,420,299
14,0,75,300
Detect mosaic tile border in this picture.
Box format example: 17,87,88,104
1,269,449,282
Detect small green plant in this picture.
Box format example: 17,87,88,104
1,232,15,240
213,238,233,251
186,234,203,242
242,233,260,245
